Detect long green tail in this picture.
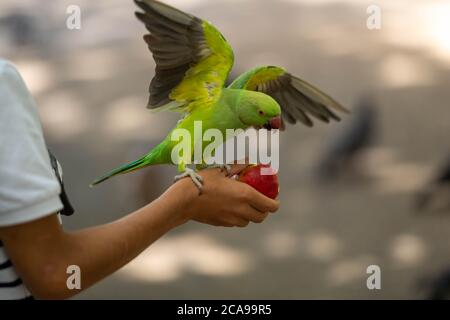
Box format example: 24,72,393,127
90,156,149,187
91,140,169,187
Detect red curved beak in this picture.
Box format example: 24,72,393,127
269,116,282,130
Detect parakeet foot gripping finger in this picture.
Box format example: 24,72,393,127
205,164,232,176
174,167,204,194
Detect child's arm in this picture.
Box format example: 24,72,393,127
0,166,278,300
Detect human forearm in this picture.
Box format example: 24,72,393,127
61,192,184,295
3,182,190,299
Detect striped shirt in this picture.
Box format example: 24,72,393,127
0,240,32,299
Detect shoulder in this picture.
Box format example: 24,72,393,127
0,59,36,117
0,59,21,81
0,59,28,101
0,58,43,145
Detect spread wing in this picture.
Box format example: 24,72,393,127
135,0,234,113
229,66,348,127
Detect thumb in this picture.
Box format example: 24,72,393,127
228,164,250,177
228,157,254,177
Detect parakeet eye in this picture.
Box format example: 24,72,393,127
258,110,265,116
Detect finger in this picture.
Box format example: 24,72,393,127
228,157,254,175
241,206,269,223
235,219,250,228
233,157,250,165
228,164,249,177
220,222,235,228
245,187,280,213
228,216,250,228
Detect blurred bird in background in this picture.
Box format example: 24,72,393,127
316,95,377,181
420,268,450,300
415,154,450,212
0,10,37,47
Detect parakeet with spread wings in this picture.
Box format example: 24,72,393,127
91,0,348,191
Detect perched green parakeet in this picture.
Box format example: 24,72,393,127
91,0,347,190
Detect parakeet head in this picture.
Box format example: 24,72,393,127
236,90,282,130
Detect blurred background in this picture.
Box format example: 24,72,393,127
1,0,450,299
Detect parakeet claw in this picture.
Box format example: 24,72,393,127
174,167,204,194
205,164,232,176
221,164,232,175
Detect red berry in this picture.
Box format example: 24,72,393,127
238,164,279,199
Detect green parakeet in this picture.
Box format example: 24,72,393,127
91,0,347,190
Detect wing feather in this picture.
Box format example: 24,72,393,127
229,66,348,127
135,0,234,113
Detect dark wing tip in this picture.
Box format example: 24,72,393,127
304,118,314,127
334,101,350,114
135,11,145,21
134,0,147,11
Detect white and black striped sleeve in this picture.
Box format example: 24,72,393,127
0,241,32,300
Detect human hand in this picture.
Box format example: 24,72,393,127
168,165,279,227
